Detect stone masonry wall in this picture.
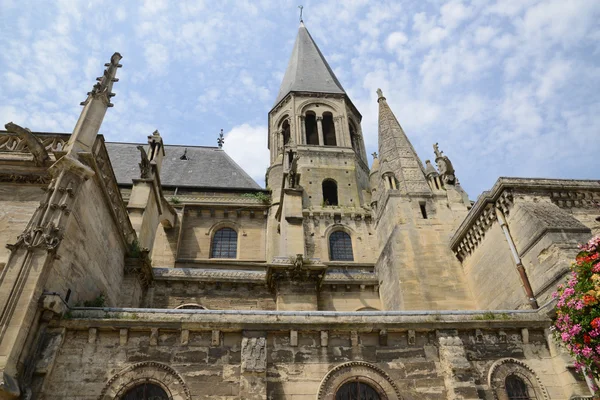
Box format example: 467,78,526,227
147,280,276,310
376,197,475,311
45,178,128,307
0,184,44,268
36,322,589,400
177,207,267,261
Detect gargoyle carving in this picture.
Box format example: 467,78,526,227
5,122,50,166
137,145,151,179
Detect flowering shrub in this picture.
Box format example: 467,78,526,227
553,235,600,392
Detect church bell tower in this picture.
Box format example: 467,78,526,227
265,22,374,310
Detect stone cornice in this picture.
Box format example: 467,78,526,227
450,177,600,259
56,307,552,332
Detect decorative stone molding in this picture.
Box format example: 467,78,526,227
487,358,549,400
317,361,402,400
0,131,68,154
153,267,266,283
451,178,600,260
98,362,191,400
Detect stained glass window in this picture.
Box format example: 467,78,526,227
329,231,354,261
121,382,169,400
211,228,237,258
335,381,381,400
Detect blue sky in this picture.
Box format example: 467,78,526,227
1,0,599,198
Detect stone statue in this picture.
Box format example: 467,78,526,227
288,151,300,188
137,145,151,179
433,143,456,185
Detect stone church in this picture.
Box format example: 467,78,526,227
0,21,598,400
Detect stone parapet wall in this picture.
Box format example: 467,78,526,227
32,309,591,399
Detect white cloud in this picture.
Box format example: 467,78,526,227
223,124,268,187
385,32,408,52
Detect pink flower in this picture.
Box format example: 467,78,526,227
582,346,593,358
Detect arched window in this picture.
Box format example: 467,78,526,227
281,120,291,146
121,382,169,400
322,179,338,206
210,227,237,258
305,112,319,145
329,231,354,261
323,112,336,146
505,375,534,400
335,381,381,400
175,303,207,310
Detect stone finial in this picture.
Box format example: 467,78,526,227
81,52,122,107
433,142,443,159
376,88,384,99
371,152,378,160
217,129,225,148
424,160,438,177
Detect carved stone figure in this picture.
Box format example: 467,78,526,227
137,145,151,179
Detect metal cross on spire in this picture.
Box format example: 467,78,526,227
298,5,303,22
217,129,225,148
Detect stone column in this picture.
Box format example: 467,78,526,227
299,116,306,145
333,116,342,147
316,116,324,146
437,332,479,400
240,334,267,400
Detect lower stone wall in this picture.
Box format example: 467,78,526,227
34,322,592,400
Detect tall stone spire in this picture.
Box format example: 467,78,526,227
273,22,345,106
376,89,430,195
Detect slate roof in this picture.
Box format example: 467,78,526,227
105,142,262,190
274,22,346,106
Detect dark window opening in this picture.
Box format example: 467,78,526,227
329,231,354,261
335,380,380,400
349,121,360,153
322,179,338,206
323,113,336,146
282,120,290,146
210,227,238,258
121,382,169,400
419,202,428,219
505,375,534,400
305,113,318,145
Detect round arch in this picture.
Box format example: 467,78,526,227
317,361,403,400
174,303,207,310
487,358,549,400
207,220,239,237
297,98,340,115
274,113,291,129
98,362,191,400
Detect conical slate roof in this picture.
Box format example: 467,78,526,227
274,22,345,106
377,90,431,195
